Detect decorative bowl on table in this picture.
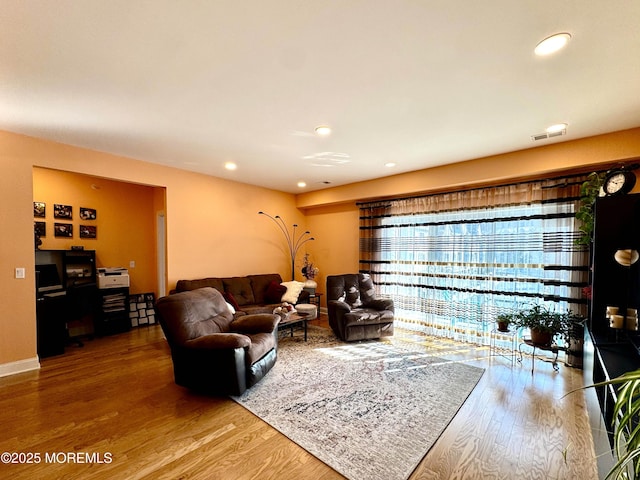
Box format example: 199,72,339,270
273,302,296,322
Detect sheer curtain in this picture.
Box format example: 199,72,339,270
359,176,590,345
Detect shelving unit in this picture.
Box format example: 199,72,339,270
95,286,130,336
62,249,96,289
584,193,640,476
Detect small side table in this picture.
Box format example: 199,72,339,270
489,328,519,365
308,293,323,309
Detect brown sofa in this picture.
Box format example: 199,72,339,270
156,287,279,395
174,273,309,316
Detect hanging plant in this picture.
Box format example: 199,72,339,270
575,172,606,246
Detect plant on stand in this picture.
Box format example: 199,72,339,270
499,305,583,347
496,313,512,332
516,305,567,346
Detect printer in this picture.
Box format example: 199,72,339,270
97,267,130,289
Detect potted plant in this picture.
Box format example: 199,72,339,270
598,369,640,479
510,305,582,347
572,369,640,479
496,313,512,332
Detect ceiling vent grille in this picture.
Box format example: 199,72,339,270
531,129,566,141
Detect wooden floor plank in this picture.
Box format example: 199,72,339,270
0,318,599,479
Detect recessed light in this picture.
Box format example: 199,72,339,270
297,181,307,188
315,125,331,136
385,162,397,168
546,123,568,133
224,162,237,171
535,33,571,56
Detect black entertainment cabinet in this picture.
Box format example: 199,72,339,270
584,193,640,476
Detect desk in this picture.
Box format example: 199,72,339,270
36,293,68,358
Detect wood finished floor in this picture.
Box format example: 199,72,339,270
0,317,599,480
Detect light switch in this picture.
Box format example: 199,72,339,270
15,267,26,279
129,261,136,268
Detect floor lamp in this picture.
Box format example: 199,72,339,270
258,211,314,281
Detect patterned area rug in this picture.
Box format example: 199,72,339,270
232,327,484,480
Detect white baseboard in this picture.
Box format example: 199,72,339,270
0,357,40,378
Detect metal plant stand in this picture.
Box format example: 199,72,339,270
517,337,566,374
489,328,519,365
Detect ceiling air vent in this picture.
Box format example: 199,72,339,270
531,129,566,141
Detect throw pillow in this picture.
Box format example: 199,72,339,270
225,301,236,315
265,280,287,304
280,281,305,304
359,273,376,304
223,291,240,311
346,285,362,308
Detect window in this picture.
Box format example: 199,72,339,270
359,176,590,344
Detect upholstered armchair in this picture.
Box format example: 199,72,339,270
326,273,394,342
155,287,279,396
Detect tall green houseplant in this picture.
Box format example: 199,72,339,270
592,369,640,479
575,172,605,246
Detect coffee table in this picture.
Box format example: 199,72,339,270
278,312,309,341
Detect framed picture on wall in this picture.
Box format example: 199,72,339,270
80,207,97,220
54,204,72,219
34,202,46,218
79,225,97,239
54,223,73,237
34,221,46,237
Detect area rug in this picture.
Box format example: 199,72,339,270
232,327,484,480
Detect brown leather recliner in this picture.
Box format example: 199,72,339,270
326,273,394,342
155,287,279,396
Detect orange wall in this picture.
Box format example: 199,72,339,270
0,151,38,371
33,168,158,294
305,203,360,299
0,130,306,370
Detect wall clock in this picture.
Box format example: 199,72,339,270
603,169,636,196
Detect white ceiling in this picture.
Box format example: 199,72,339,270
2,1,639,193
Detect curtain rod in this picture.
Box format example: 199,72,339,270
357,160,639,207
